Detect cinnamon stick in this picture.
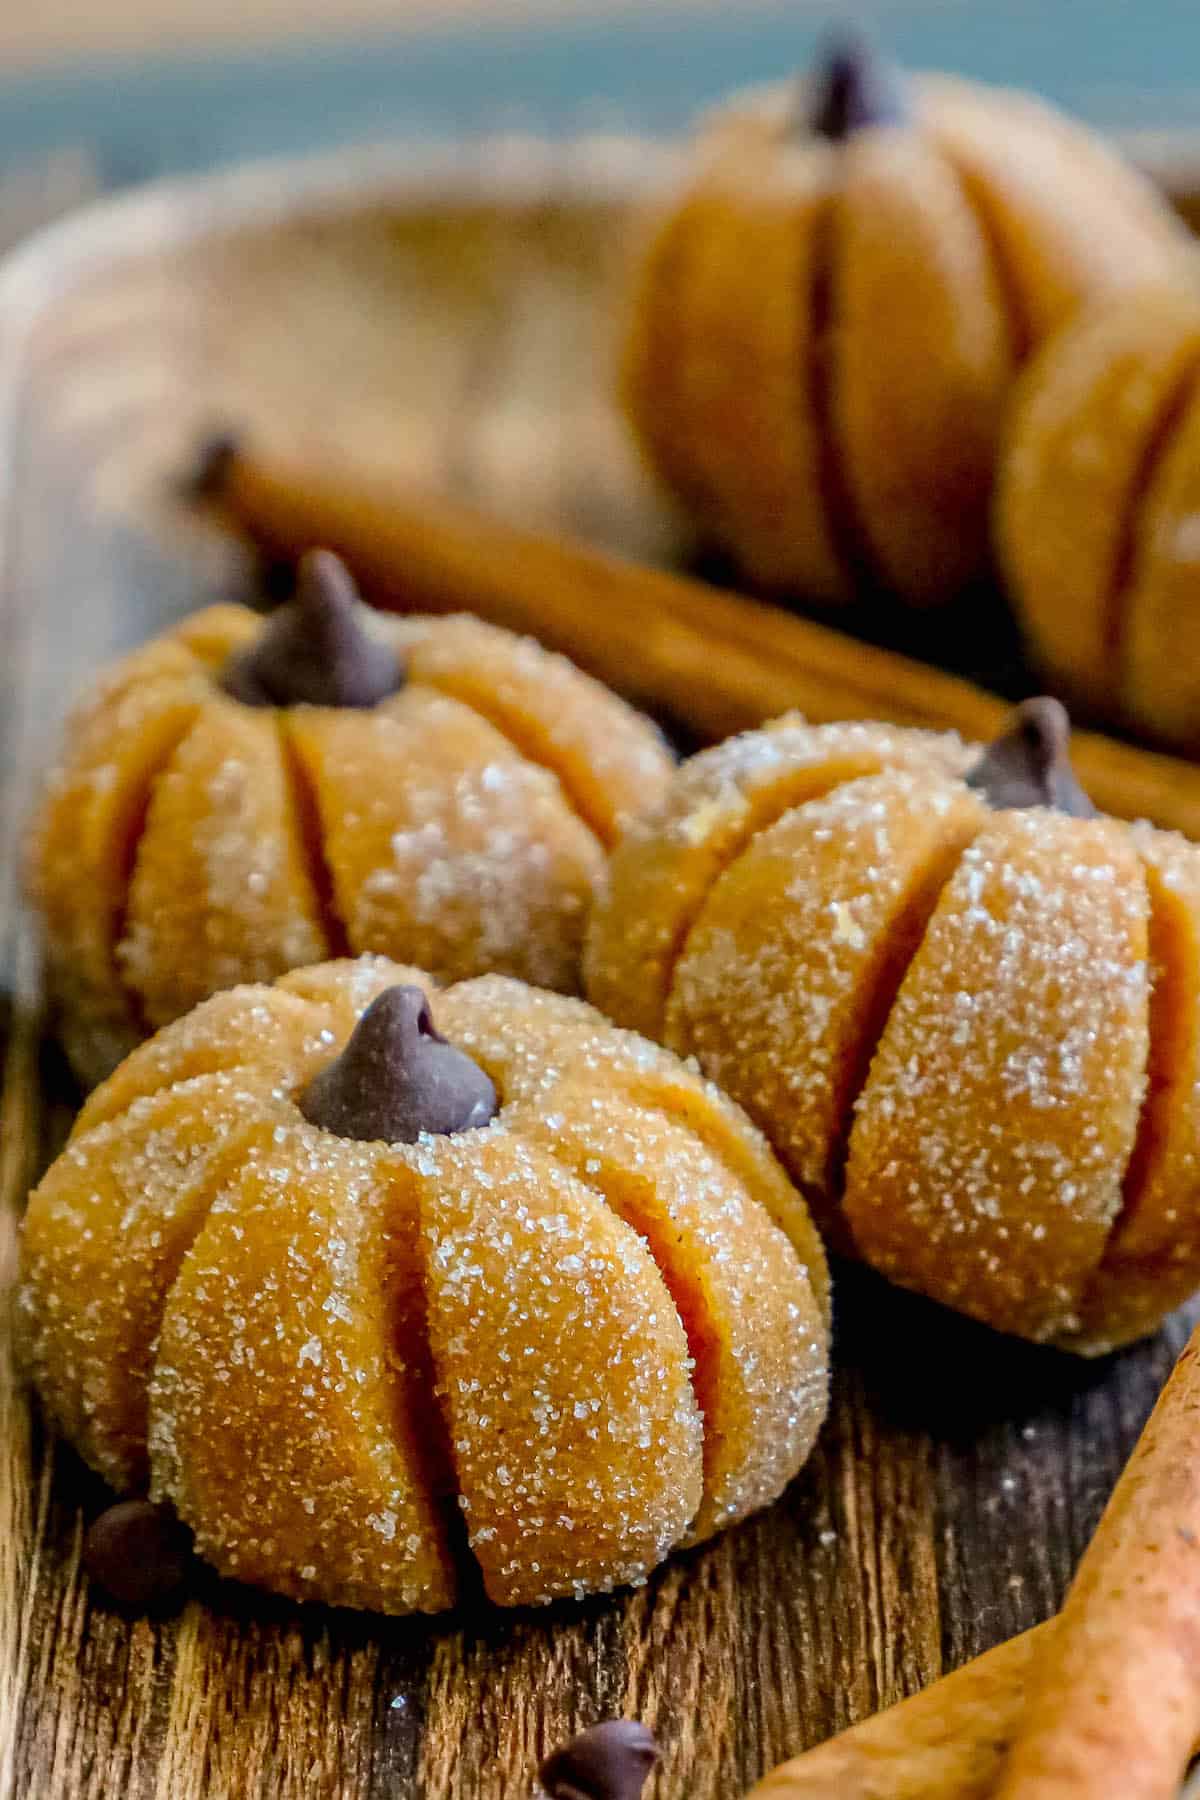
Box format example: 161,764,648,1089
996,1323,1200,1800
204,441,1200,841
745,1624,1050,1799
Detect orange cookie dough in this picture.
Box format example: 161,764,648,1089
19,955,829,1614
621,40,1185,606
27,551,672,1087
588,700,1200,1352
997,285,1200,750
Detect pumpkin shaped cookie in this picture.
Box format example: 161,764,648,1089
997,284,1200,751
27,552,672,1086
18,956,829,1613
588,702,1200,1353
621,40,1185,606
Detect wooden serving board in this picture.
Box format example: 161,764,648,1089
2,136,1199,1800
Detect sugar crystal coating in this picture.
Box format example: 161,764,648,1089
390,613,671,847
150,1123,456,1612
589,715,1200,1350
584,717,972,1041
288,686,604,993
19,956,828,1613
27,637,216,1081
666,768,985,1243
520,1087,828,1539
846,811,1149,1340
416,1132,702,1605
1068,826,1200,1350
20,1069,296,1489
120,700,328,1029
28,602,672,1088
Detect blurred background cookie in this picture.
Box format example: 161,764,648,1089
620,40,1187,608
998,283,1200,752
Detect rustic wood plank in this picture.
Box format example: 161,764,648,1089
3,146,1199,1797
0,150,105,1800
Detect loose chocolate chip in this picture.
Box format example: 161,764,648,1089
539,1721,659,1800
220,548,404,709
83,1499,193,1612
965,697,1097,818
300,985,498,1144
809,34,910,138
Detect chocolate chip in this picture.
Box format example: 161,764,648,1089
539,1721,659,1800
965,697,1097,818
83,1499,193,1612
300,986,498,1144
220,549,404,709
809,34,909,138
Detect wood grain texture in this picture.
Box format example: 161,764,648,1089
2,142,1199,1799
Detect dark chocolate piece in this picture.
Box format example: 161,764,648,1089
965,697,1097,818
220,549,403,709
539,1721,659,1800
83,1499,193,1612
300,985,497,1144
810,34,909,138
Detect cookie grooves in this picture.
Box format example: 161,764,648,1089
381,1198,465,1572
71,1027,467,1602
108,709,204,1043
606,1060,830,1303
805,181,883,598
932,139,1030,366
827,827,981,1205
542,1089,830,1543
931,129,1200,683
117,1104,278,1488
276,716,352,959
666,790,983,1241
1101,354,1200,688
622,194,718,525
646,760,892,1041
1076,857,1195,1330
414,674,612,851
72,994,826,1601
541,1119,731,1541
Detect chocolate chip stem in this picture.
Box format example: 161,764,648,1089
965,697,1097,818
300,986,497,1144
220,548,404,708
809,33,909,139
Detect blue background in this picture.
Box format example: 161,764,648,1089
0,1,1190,182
